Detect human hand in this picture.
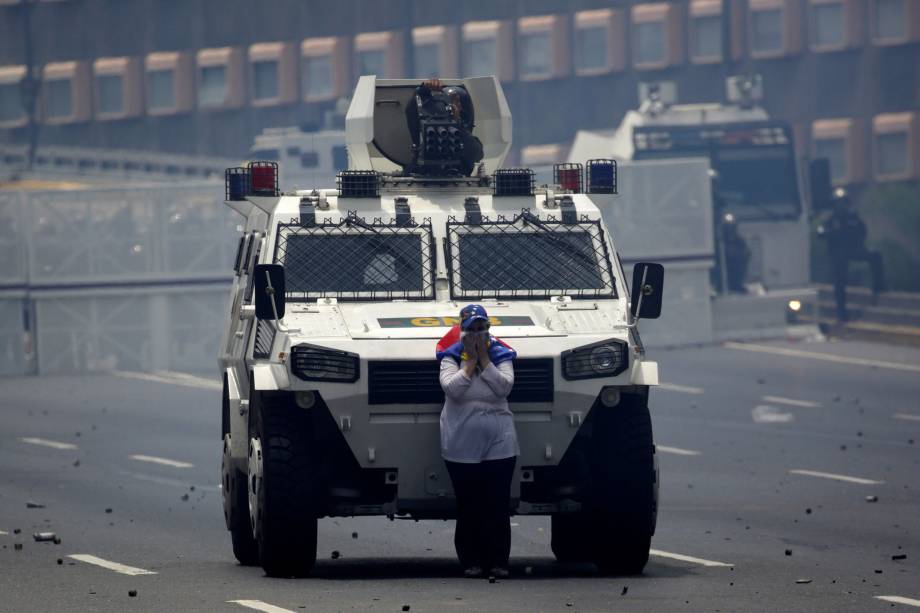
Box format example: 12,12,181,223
476,334,491,368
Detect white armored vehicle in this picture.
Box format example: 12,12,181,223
219,76,664,577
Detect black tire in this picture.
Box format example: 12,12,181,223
249,390,319,578
587,395,657,575
551,513,592,563
223,434,260,565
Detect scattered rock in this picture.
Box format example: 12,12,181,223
330,550,340,559
352,532,358,539
857,431,863,437
840,445,847,451
26,501,45,509
866,495,879,503
105,508,113,514
13,529,21,534
53,536,61,545
128,590,137,597
189,486,195,492
796,579,812,584
566,603,574,607
180,494,189,502
757,378,766,384
57,558,63,565
75,431,81,437
621,586,628,596
785,549,792,556
14,543,22,551
401,606,410,612
805,508,812,514
33,532,56,542
892,554,907,561
875,569,883,574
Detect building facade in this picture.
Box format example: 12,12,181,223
0,0,918,187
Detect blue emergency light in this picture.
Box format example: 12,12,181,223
586,159,618,194
225,167,249,201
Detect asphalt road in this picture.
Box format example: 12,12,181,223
1,338,918,612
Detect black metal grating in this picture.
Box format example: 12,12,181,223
273,215,436,301
253,319,276,360
367,358,554,405
586,159,618,194
445,211,617,300
337,170,380,198
290,344,360,382
493,168,535,196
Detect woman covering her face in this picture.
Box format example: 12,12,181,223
436,304,518,578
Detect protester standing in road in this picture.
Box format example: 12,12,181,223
437,304,517,578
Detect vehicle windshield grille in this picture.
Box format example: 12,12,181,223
446,211,617,300
274,216,436,301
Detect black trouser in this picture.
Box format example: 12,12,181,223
445,456,516,570
831,249,885,322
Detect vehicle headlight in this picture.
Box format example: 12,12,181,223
290,344,360,382
561,339,628,380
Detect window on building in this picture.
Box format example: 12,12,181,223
575,26,608,71
356,49,386,77
299,151,319,168
876,132,908,176
414,42,440,78
252,60,279,101
519,31,552,77
812,2,845,47
814,137,847,182
199,65,227,107
634,21,666,64
45,79,72,118
465,38,496,76
332,145,348,171
751,9,783,53
691,15,723,60
304,55,333,99
874,0,906,40
148,69,175,110
0,83,22,122
97,74,124,115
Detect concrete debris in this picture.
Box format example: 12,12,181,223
352,532,358,539
180,494,189,502
105,508,113,514
73,460,81,467
330,550,340,559
33,532,56,542
128,590,137,597
892,554,907,560
785,549,792,556
866,495,879,502
875,569,883,574
13,529,21,534
795,579,812,584
14,543,23,551
401,606,410,611
806,508,812,514
26,501,45,509
57,558,63,565
757,378,766,384
621,586,628,596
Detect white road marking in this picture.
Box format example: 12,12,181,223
876,596,920,607
68,554,157,576
510,522,519,527
229,600,297,613
658,382,705,395
893,413,920,423
21,437,78,450
789,469,883,485
649,549,732,568
657,445,701,456
751,405,794,424
0,530,8,535
725,341,920,374
762,395,822,408
129,454,194,469
114,370,220,391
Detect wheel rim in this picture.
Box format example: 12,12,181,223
248,436,264,538
221,435,233,527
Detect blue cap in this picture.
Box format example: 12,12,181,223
460,304,489,330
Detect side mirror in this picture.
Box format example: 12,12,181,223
808,158,832,212
630,262,664,320
253,263,285,320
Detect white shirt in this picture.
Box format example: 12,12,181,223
439,357,520,463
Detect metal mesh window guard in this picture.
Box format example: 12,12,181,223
446,211,617,300
274,216,436,301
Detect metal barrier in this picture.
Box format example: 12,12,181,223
0,181,238,375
